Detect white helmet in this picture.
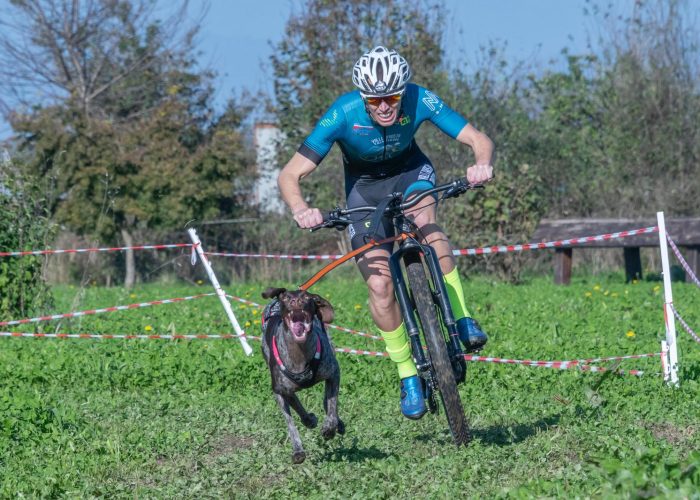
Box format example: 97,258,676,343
352,46,411,97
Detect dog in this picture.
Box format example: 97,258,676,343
260,287,345,464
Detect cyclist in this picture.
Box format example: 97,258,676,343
278,45,494,420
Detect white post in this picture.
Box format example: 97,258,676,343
661,340,670,382
188,228,253,356
657,212,679,386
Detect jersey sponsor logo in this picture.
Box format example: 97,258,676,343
352,123,373,136
418,164,436,183
320,109,338,127
348,223,356,239
371,133,401,146
399,114,411,126
422,90,443,114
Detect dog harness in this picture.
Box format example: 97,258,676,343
262,300,324,388
271,333,322,388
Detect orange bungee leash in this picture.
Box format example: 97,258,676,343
298,233,412,291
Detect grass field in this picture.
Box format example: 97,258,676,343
1,272,699,497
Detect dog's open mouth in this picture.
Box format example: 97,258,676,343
285,316,312,343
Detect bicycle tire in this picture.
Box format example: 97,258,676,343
406,258,470,445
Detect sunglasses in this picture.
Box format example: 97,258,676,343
364,93,403,106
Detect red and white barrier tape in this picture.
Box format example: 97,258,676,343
206,251,343,260
0,243,193,258
666,235,700,288
455,226,658,256
462,353,656,376
0,293,216,327
201,226,658,260
0,331,242,341
0,328,653,376
669,304,700,344
1,226,659,262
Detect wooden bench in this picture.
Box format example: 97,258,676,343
531,218,700,285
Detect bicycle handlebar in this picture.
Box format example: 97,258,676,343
310,178,482,232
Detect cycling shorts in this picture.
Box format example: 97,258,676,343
344,146,437,253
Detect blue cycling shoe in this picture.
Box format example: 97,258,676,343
456,317,488,352
400,375,427,420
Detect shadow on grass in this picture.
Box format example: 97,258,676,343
412,415,562,447
472,414,561,446
320,437,392,462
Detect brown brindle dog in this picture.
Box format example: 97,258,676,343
261,287,344,464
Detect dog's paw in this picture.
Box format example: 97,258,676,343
337,418,345,435
302,413,318,429
321,425,336,440
292,450,306,464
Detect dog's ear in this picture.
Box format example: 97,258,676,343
311,294,334,324
262,287,287,300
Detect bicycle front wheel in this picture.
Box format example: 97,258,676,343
406,258,470,445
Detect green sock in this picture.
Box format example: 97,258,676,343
378,322,417,379
443,267,472,320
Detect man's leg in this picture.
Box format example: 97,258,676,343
408,199,488,352
357,248,426,419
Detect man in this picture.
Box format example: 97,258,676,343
278,46,494,419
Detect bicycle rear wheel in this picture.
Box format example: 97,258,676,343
406,257,470,445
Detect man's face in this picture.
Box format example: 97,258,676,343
364,93,402,127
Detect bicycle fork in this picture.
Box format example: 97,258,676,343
388,241,465,373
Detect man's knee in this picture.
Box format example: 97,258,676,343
365,274,394,304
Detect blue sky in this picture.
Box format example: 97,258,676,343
198,0,604,101
1,0,633,139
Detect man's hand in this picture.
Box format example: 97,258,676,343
293,206,323,229
466,164,494,185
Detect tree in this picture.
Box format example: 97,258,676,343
1,1,255,287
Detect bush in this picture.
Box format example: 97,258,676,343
0,153,54,319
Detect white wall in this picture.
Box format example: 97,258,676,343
253,123,285,214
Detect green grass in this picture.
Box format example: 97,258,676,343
1,274,699,497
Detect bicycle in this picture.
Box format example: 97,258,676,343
311,177,480,446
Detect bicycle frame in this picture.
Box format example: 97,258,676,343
388,215,466,378
309,177,477,444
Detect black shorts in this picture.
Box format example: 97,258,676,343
344,147,436,253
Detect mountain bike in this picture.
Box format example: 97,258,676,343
312,178,479,445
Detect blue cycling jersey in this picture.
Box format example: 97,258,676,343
298,83,469,177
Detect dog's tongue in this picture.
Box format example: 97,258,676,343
290,321,307,338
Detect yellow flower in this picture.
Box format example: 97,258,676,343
593,285,601,291
245,321,251,328
653,285,661,293
612,292,618,297
354,304,362,311
632,279,638,285
129,293,136,299
254,319,261,325
252,309,259,316
585,292,592,297
626,330,636,338
196,279,203,285
604,290,610,296
144,325,153,332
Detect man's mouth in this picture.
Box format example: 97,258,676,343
377,109,395,121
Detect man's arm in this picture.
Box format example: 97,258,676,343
277,152,324,228
455,123,495,185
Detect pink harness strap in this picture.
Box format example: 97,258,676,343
272,333,322,371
